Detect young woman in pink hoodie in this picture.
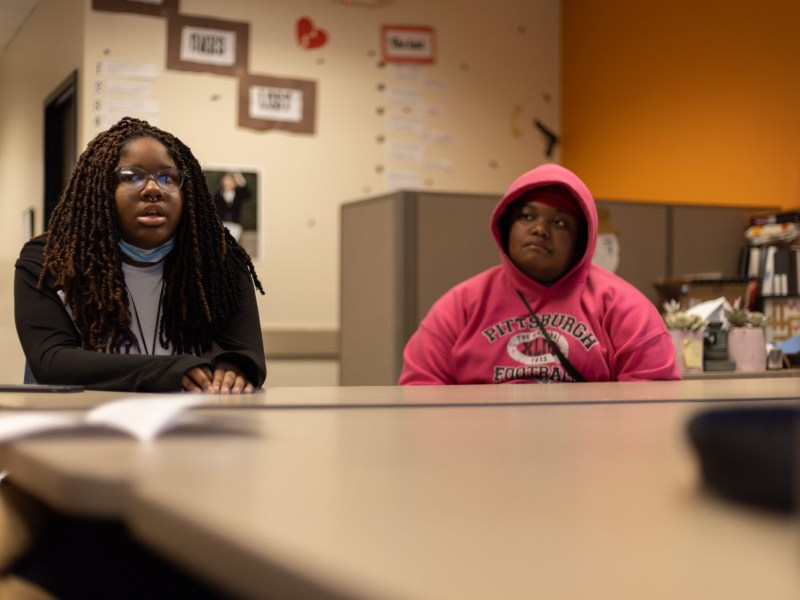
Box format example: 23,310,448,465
399,163,680,384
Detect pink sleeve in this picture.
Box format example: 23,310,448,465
610,305,681,381
398,294,460,385
615,331,682,381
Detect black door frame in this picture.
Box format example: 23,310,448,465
43,70,78,229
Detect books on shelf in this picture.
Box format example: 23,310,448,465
749,211,800,226
745,244,800,297
745,222,799,246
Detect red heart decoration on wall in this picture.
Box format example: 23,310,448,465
297,17,328,49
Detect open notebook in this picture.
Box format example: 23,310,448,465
0,396,207,443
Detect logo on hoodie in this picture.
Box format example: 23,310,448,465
481,312,598,383
481,312,598,350
507,330,566,365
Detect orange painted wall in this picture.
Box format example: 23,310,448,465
561,0,800,210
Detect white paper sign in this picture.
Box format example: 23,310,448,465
97,59,158,79
106,98,160,114
387,85,422,108
387,113,426,134
419,103,441,116
592,233,620,273
386,168,422,191
249,86,303,122
387,140,425,163
423,130,455,144
106,79,154,97
383,26,435,63
424,158,452,171
423,78,448,90
180,25,237,66
387,64,423,82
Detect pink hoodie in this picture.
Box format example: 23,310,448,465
399,163,680,384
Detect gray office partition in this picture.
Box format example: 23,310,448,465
596,201,669,303
669,205,765,277
340,191,775,385
340,194,406,386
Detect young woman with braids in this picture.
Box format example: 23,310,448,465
14,117,266,393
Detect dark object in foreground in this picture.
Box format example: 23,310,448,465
0,384,84,393
687,406,798,512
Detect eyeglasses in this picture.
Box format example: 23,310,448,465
114,167,185,193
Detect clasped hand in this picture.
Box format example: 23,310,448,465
182,361,254,394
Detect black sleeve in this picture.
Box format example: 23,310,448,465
15,239,213,392
200,265,267,388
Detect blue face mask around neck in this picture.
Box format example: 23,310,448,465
119,238,175,264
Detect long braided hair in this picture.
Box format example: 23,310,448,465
39,116,264,355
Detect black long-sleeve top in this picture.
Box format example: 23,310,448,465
14,237,266,392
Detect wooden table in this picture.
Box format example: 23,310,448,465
683,369,800,380
0,377,798,412
1,383,798,599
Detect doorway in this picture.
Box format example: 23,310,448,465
43,70,78,228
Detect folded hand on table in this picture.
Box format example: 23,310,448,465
181,361,254,394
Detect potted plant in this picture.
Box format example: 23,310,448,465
723,297,769,372
662,299,707,374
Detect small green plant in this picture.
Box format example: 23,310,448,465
662,299,707,331
724,297,769,328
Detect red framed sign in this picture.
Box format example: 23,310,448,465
381,25,436,64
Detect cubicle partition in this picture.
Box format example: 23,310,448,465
340,192,499,386
340,191,775,385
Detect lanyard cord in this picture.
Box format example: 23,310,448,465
126,280,164,355
516,290,586,383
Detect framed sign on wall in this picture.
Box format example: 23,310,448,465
381,25,436,64
238,74,317,134
167,14,249,76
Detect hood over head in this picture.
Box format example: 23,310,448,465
491,163,597,288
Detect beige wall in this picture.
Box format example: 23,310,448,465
0,0,84,256
0,0,559,384
0,0,85,382
561,0,800,210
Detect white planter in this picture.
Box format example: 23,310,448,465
670,329,704,374
727,327,767,372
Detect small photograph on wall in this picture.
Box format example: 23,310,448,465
203,168,261,260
